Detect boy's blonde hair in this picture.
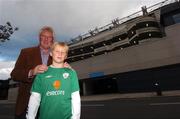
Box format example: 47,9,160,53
50,42,69,53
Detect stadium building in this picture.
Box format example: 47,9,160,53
66,0,180,96
1,0,180,100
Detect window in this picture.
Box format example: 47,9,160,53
173,13,180,23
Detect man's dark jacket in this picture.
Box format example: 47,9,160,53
11,46,52,115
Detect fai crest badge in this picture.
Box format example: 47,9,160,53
63,73,69,79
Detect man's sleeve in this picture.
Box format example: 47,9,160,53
11,49,33,83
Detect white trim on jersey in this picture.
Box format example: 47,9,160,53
71,91,81,119
26,92,41,119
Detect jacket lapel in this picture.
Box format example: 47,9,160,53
34,46,52,65
47,55,52,66
35,46,42,64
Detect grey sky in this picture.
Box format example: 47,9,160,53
0,0,165,79
0,0,164,42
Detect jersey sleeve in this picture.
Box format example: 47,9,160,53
71,70,80,93
31,74,42,94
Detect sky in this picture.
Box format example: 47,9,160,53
0,0,165,80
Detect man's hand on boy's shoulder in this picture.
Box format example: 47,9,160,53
31,64,48,75
64,62,73,69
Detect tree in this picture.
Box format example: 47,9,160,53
0,22,18,43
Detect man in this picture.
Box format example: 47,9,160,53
26,42,81,119
11,26,70,119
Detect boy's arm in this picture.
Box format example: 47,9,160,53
26,92,41,119
71,91,81,119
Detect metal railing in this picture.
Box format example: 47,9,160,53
68,0,178,45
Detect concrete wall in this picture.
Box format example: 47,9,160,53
71,24,180,79
8,80,18,101
8,87,18,101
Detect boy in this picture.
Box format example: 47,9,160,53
26,42,81,119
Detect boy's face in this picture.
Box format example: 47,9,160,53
51,45,67,64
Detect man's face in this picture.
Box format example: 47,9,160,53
51,45,67,64
39,31,53,50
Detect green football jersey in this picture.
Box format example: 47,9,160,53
31,67,80,119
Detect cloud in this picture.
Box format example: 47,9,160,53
0,0,165,61
0,0,164,38
0,61,15,80
0,0,166,80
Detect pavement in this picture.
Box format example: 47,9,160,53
1,90,180,119
81,90,180,101
1,90,180,104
